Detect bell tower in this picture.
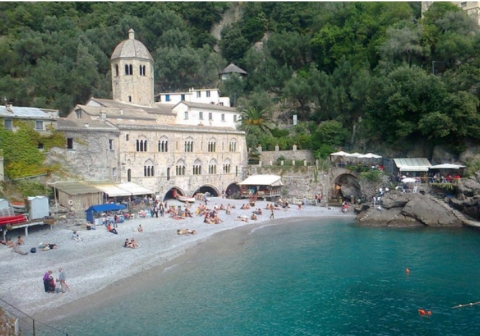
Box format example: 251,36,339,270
110,29,154,106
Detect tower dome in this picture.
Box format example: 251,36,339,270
111,29,153,61
110,29,155,106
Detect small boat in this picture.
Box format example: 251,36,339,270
0,215,27,226
178,196,195,203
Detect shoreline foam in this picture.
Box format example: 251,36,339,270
0,197,354,322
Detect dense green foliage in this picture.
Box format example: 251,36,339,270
0,121,65,178
2,2,480,154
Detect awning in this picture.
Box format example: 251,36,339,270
394,158,432,172
330,151,352,157
93,184,132,197
117,182,154,196
429,163,466,170
238,175,283,186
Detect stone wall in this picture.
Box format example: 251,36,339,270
257,146,314,166
247,165,330,202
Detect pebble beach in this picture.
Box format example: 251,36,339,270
0,197,354,323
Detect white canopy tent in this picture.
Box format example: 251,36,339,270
117,182,155,196
429,164,465,170
330,151,353,157
238,175,283,186
393,158,432,172
93,184,132,197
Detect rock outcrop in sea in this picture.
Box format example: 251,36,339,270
354,191,464,227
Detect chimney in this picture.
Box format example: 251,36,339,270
100,109,107,119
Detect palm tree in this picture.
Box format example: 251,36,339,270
238,107,275,135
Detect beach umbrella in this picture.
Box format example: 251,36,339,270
401,177,416,183
330,151,352,157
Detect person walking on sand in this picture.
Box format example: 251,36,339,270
58,268,67,293
270,207,274,220
43,270,52,293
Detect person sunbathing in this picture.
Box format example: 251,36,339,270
71,230,81,241
6,238,15,248
213,215,223,224
38,243,57,251
235,215,249,223
253,209,262,215
241,204,247,210
204,213,214,224
131,238,139,248
251,213,258,221
219,204,225,210
137,224,144,232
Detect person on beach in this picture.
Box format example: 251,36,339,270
16,236,24,245
6,238,14,248
12,242,28,255
131,238,139,248
270,207,274,220
43,270,53,292
251,213,258,221
72,230,81,241
57,268,67,293
124,239,132,248
107,223,118,234
137,224,144,232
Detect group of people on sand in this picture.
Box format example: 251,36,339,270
42,268,67,294
124,238,139,248
1,235,29,255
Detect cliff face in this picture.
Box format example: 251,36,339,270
355,192,464,227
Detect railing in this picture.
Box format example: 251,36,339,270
0,298,68,336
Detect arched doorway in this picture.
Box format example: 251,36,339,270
333,174,361,202
193,185,219,197
225,183,241,199
164,187,185,201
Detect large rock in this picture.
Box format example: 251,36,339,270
401,195,462,226
356,191,463,227
458,178,480,197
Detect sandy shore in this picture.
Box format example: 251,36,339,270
0,197,354,321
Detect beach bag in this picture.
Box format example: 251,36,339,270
30,247,36,253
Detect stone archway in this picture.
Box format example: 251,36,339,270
164,187,186,201
333,173,362,202
225,183,241,199
194,185,220,197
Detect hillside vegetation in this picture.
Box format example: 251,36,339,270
1,2,480,156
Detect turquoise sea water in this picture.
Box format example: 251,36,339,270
56,218,480,336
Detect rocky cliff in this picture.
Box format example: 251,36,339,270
355,191,464,227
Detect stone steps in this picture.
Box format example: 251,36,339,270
430,197,480,228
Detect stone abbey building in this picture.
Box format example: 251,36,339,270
55,29,247,200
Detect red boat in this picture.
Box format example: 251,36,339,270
0,215,27,226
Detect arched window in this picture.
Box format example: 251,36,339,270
229,139,237,152
144,160,154,177
136,139,148,152
128,96,132,102
193,159,202,175
129,64,133,75
176,159,186,176
127,169,131,182
158,137,168,152
167,167,170,181
208,138,216,153
125,64,129,75
209,159,217,174
185,138,194,152
115,64,119,77
223,159,231,173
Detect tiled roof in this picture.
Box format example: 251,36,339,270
90,98,173,115
0,106,57,119
57,119,119,132
221,63,247,75
79,105,156,121
176,101,238,112
111,30,153,61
